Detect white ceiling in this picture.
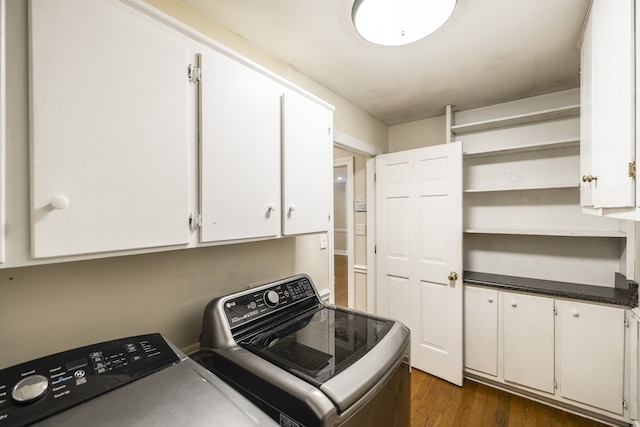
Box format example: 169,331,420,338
182,0,591,126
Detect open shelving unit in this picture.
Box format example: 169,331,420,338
452,89,628,287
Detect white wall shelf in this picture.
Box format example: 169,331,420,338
463,229,627,238
451,104,580,135
452,88,629,287
463,139,579,157
464,184,579,193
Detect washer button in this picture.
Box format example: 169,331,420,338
12,375,48,403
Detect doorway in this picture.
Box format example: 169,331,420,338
333,158,354,308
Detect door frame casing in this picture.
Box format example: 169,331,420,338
333,156,354,308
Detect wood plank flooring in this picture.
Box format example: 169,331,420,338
334,254,612,426
334,254,348,307
410,369,610,426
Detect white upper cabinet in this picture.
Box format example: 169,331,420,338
199,51,282,242
282,90,333,235
14,0,334,266
581,0,637,215
30,0,190,258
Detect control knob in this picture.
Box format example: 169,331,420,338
264,290,279,307
12,374,49,404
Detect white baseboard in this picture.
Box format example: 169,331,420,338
319,288,331,303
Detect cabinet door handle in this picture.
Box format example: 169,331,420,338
289,204,296,212
447,271,458,281
571,309,579,318
582,175,598,183
510,300,517,308
268,204,276,212
50,196,70,210
487,296,494,303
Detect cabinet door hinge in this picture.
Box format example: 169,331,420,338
553,305,557,315
623,399,628,410
629,161,636,178
553,379,558,389
188,64,201,84
189,212,201,231
625,317,630,328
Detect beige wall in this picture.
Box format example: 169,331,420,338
1,0,386,368
388,115,446,152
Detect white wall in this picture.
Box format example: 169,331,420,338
389,115,446,152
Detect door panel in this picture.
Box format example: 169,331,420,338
31,0,190,258
376,142,462,385
559,301,624,414
503,292,555,394
199,51,281,242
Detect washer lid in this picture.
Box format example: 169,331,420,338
35,358,278,427
240,306,394,386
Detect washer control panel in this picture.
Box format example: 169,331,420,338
0,333,179,427
223,276,318,330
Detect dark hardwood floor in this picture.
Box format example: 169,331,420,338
334,254,348,307
411,370,609,426
333,254,610,426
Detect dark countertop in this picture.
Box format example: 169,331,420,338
464,271,638,308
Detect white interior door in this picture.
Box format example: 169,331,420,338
376,142,463,385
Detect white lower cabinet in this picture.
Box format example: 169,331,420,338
464,286,498,376
558,300,626,415
464,285,630,423
503,292,555,394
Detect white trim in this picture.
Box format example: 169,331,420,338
334,157,355,309
629,313,638,421
334,130,382,157
319,288,331,303
334,228,348,233
334,249,348,256
0,0,6,264
354,264,368,274
366,158,376,313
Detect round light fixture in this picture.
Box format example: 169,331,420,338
352,0,456,46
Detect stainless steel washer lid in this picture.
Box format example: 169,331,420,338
34,357,278,427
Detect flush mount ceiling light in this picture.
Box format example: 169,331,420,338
352,0,456,46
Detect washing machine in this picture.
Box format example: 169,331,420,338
0,333,277,426
197,274,411,427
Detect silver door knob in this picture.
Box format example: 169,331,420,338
448,271,458,281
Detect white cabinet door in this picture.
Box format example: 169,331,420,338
559,301,625,415
282,90,333,235
199,51,282,242
503,292,555,394
376,142,463,385
30,0,190,258
464,286,498,376
581,0,635,210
